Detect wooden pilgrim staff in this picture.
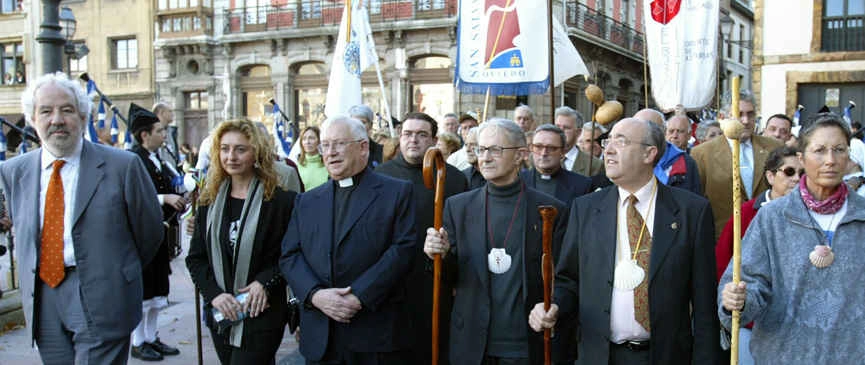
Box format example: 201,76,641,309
423,147,447,365
721,75,745,365
538,205,558,365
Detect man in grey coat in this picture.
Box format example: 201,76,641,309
0,72,163,364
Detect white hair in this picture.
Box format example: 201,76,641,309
21,72,92,124
581,122,608,134
321,115,368,140
478,118,526,147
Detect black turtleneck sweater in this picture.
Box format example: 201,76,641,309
486,178,528,358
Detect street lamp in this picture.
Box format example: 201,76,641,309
720,12,751,49
35,0,65,74
59,7,77,75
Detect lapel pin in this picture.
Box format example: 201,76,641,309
671,222,678,230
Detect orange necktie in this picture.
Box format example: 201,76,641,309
626,194,652,331
40,160,66,288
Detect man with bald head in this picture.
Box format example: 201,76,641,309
280,116,417,363
690,91,783,240
633,109,702,195
665,115,691,151
529,117,719,365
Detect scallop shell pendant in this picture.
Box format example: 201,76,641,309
809,245,835,269
487,248,512,274
614,259,645,290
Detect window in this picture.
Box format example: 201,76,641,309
738,24,745,63
185,91,208,110
112,38,138,70
69,41,87,73
417,0,445,11
1,42,25,86
369,0,382,14
1,0,22,14
301,0,320,20
822,0,865,51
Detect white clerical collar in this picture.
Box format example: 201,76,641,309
41,138,83,171
337,177,354,187
540,174,552,180
618,177,656,208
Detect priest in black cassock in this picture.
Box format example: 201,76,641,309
424,119,568,365
375,112,468,364
128,103,185,361
520,124,592,207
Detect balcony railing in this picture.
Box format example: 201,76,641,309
565,0,644,56
822,14,865,52
224,0,456,34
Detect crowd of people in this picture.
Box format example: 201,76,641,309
1,71,864,365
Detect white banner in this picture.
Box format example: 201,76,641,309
644,0,719,110
456,0,550,95
553,15,589,86
324,1,379,118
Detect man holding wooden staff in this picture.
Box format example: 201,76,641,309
529,118,719,365
375,112,468,364
423,118,567,365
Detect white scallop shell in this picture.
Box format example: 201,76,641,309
809,247,835,269
614,260,645,290
487,248,512,274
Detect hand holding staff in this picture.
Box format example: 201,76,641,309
722,75,745,365
423,147,446,365
538,205,558,365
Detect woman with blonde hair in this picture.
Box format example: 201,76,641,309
186,120,295,364
296,125,329,189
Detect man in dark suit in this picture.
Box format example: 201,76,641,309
280,116,416,364
529,118,719,365
348,104,384,167
521,124,592,207
461,126,486,189
690,92,783,240
128,103,185,361
375,112,467,364
0,73,163,364
424,118,567,365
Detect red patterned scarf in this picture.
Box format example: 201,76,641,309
799,175,848,214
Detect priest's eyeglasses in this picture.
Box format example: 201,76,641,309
474,145,523,157
600,136,652,149
318,139,365,153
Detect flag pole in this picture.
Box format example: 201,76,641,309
642,30,649,108
345,0,352,43
482,86,491,124
547,0,556,116
373,56,394,137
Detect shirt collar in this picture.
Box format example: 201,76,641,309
618,177,656,208
565,145,579,161
726,137,751,149
41,138,84,171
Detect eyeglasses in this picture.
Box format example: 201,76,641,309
399,130,431,140
600,136,652,149
530,144,563,153
806,146,849,159
318,139,364,153
473,145,523,157
776,167,805,177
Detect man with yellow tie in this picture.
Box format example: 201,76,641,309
0,72,163,364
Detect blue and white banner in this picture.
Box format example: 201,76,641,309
324,0,379,118
456,0,550,95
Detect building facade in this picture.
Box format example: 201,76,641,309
720,0,754,102
153,0,649,148
754,0,864,125
0,0,32,132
